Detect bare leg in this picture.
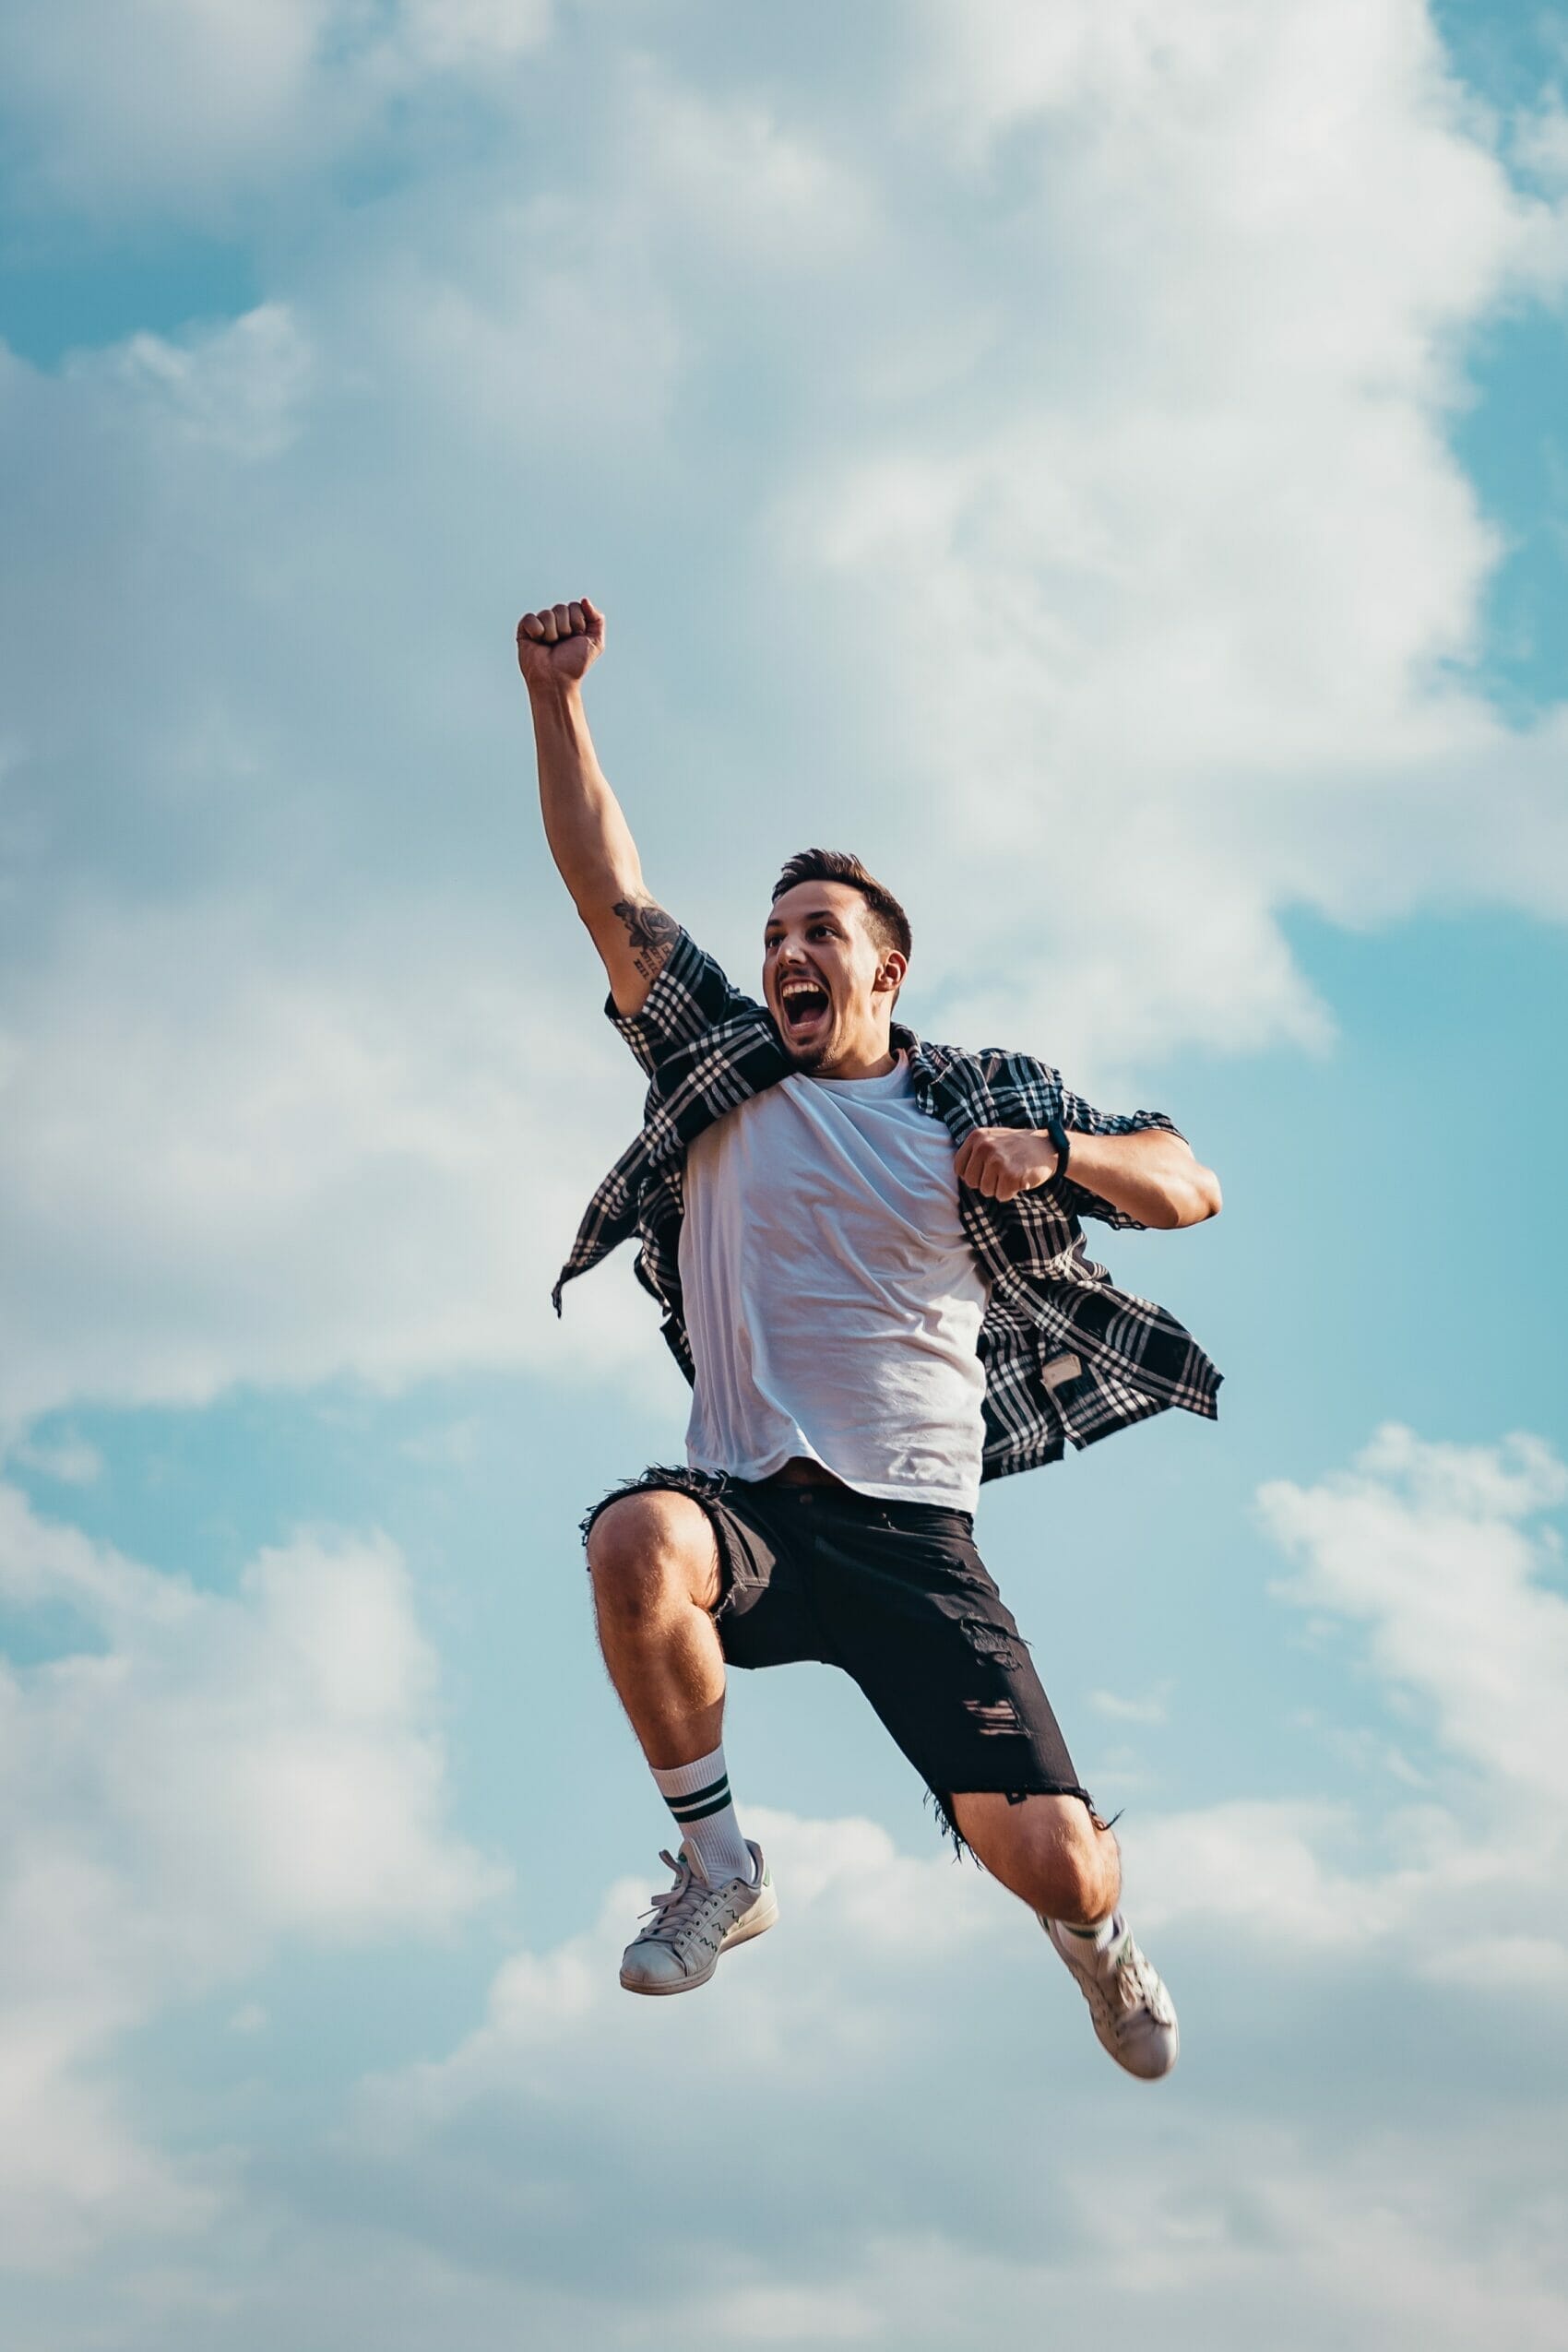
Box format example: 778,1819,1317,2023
949,1791,1121,1923
585,1491,728,1769
590,1491,778,1992
956,1790,1179,2077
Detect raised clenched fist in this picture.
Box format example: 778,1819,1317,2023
516,597,605,691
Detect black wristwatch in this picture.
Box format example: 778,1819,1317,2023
1045,1112,1071,1182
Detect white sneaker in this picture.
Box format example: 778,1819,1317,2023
1045,1912,1179,2079
619,1840,778,1997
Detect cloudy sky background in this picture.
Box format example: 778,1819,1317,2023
2,1,1566,2343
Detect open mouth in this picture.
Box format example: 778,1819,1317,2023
778,979,831,1041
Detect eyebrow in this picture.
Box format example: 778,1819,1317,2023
763,905,842,935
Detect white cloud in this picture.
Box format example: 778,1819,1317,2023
0,1482,503,2264
89,304,314,462
1515,96,1568,189
0,893,663,1421
395,0,552,75
1260,1423,1568,1801
4,1429,103,1484
1052,2115,1568,2348
1089,1681,1170,1722
1125,1425,1568,1978
75,2132,1568,2351
0,0,552,220
622,65,879,267
779,0,1568,1065
299,1784,1567,2352
0,0,354,217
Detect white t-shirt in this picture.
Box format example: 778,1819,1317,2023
678,1052,990,1511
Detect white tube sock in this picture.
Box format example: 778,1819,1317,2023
650,1744,754,1886
1055,1912,1120,1954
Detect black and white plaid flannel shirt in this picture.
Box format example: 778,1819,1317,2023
552,927,1221,1482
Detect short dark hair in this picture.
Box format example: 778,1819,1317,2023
770,849,912,968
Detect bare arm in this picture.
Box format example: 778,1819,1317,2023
954,1124,1222,1228
517,598,678,1016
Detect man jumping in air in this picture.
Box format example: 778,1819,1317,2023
521,595,1222,2079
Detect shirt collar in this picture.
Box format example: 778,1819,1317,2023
892,1021,940,1106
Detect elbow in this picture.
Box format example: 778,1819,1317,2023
1186,1167,1223,1225
571,867,643,930
1162,1167,1222,1229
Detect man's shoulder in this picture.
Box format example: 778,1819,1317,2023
644,925,764,1020
909,1035,1061,1094
608,926,772,1072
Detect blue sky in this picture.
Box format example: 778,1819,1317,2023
2,3,1566,2345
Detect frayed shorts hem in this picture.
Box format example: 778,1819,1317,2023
923,1782,1101,1862
579,1462,749,1619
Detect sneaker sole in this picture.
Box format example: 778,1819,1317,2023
1090,2014,1179,2080
619,1883,779,1997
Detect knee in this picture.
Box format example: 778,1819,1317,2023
955,1791,1121,1921
1039,1811,1120,1924
585,1492,715,1621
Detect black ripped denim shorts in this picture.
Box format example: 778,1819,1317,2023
581,1465,1093,1850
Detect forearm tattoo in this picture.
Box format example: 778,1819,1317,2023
612,897,679,980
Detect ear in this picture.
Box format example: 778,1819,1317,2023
873,950,909,999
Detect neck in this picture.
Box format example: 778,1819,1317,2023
817,1040,897,1081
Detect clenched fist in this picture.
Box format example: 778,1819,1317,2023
517,597,605,691
954,1126,1062,1201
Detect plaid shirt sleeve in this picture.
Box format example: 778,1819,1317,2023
603,926,763,1079
1055,1082,1183,1232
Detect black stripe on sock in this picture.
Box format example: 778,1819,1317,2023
668,1781,731,1823
671,1789,734,1824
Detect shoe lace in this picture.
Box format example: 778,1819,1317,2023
636,1850,731,1956
1104,1935,1175,2026
1064,1924,1174,2032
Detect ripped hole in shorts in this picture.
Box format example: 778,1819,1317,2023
961,1619,1027,1671
961,1696,1023,1736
